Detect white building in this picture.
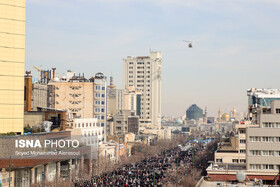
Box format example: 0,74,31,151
123,51,162,129
72,118,102,159
92,72,107,141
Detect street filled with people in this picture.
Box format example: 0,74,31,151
74,144,200,186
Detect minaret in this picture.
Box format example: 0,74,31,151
108,76,116,88
218,108,221,120
232,107,236,119
204,106,208,123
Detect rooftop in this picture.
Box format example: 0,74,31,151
247,88,280,98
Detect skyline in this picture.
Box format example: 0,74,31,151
25,0,280,117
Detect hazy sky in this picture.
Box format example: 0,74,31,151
25,0,280,117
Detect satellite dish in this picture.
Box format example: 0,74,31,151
236,171,246,182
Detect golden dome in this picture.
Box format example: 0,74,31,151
221,113,230,121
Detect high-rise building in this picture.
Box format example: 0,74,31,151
123,51,162,129
246,100,280,174
92,72,107,141
0,1,26,134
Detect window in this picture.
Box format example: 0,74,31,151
268,151,274,156
240,159,246,163
276,123,280,128
216,159,222,163
263,164,274,170
129,76,133,78
263,150,269,156
240,149,246,154
263,122,274,128
129,71,133,73
250,136,261,142
276,151,280,156
262,137,274,142
240,129,246,134
232,159,238,163
276,109,280,113
240,139,246,144
117,127,121,130
250,164,261,170
250,150,261,156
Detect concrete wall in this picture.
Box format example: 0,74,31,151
32,84,47,110
24,112,44,128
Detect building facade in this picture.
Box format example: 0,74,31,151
92,73,107,141
123,51,162,129
0,0,26,134
24,74,48,111
48,81,94,119
246,100,280,173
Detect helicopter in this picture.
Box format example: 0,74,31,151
183,40,192,48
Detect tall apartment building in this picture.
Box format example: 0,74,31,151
0,1,26,134
123,51,162,129
246,100,280,174
92,73,107,141
207,89,280,184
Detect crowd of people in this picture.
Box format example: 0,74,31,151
74,145,199,187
